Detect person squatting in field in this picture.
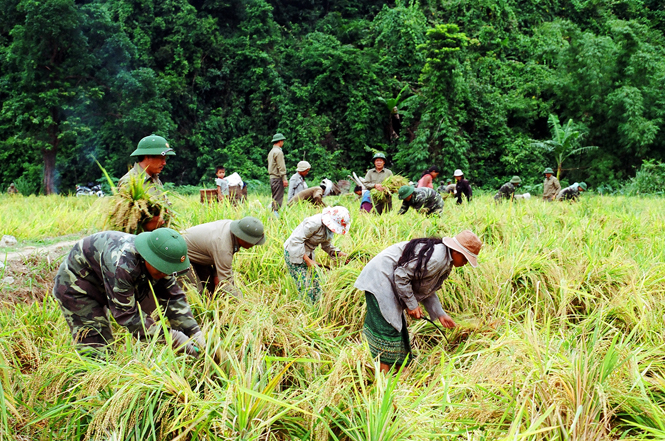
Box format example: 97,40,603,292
494,176,522,201
118,134,175,231
287,161,311,202
288,178,341,207
397,185,445,216
181,217,266,298
283,206,350,302
557,182,587,201
354,230,482,374
52,228,205,358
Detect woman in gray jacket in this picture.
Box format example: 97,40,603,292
354,230,481,373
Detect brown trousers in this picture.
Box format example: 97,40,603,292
270,178,284,211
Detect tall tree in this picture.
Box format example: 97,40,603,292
2,0,92,194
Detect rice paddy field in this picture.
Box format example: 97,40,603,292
1,191,665,440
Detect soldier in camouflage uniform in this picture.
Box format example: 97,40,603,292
118,134,175,231
397,186,444,216
52,228,204,357
494,176,522,201
557,182,587,201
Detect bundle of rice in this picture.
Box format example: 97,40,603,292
370,174,408,204
105,173,172,234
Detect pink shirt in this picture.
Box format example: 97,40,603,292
417,174,434,189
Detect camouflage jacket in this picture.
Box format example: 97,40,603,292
60,231,199,337
557,185,581,201
398,187,444,215
494,182,516,200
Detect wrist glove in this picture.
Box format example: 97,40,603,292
192,331,206,352
169,329,199,357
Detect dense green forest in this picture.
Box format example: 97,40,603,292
1,0,665,194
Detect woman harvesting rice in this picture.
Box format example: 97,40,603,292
284,206,350,302
354,230,482,373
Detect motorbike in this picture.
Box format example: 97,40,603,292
76,183,105,197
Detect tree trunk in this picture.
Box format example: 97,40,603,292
43,147,57,195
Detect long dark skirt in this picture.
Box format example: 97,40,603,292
363,291,411,366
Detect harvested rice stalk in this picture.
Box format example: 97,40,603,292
370,175,408,204
105,172,172,234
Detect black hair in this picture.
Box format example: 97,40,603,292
396,237,442,280
216,166,225,172
354,185,362,192
421,165,440,178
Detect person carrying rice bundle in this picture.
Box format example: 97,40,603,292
117,134,175,231
283,206,350,302
363,152,393,214
354,230,482,373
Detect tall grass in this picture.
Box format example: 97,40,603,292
1,193,665,439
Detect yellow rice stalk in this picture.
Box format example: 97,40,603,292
105,172,170,234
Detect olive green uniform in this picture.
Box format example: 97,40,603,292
364,168,393,214
267,145,287,211
52,231,200,352
543,176,561,201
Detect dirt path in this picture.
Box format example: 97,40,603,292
2,239,79,262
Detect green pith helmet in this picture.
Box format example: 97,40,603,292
130,135,175,157
543,167,554,175
510,176,522,184
135,228,190,275
398,185,415,200
230,216,266,245
578,182,588,191
372,152,387,162
272,133,286,143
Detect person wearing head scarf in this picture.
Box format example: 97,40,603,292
283,206,351,302
417,166,440,189
354,230,482,373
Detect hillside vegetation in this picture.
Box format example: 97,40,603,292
2,0,665,193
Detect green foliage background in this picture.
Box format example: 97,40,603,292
2,0,665,193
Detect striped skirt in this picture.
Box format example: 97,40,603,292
363,291,412,366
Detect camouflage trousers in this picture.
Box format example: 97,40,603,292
52,261,155,355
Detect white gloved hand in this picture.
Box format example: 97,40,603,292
170,329,199,357
191,331,206,354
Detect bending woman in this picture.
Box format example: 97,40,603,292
416,166,440,189
284,206,350,302
354,230,481,373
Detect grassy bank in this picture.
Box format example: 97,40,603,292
1,194,665,440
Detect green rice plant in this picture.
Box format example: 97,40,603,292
2,193,665,439
369,175,408,205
